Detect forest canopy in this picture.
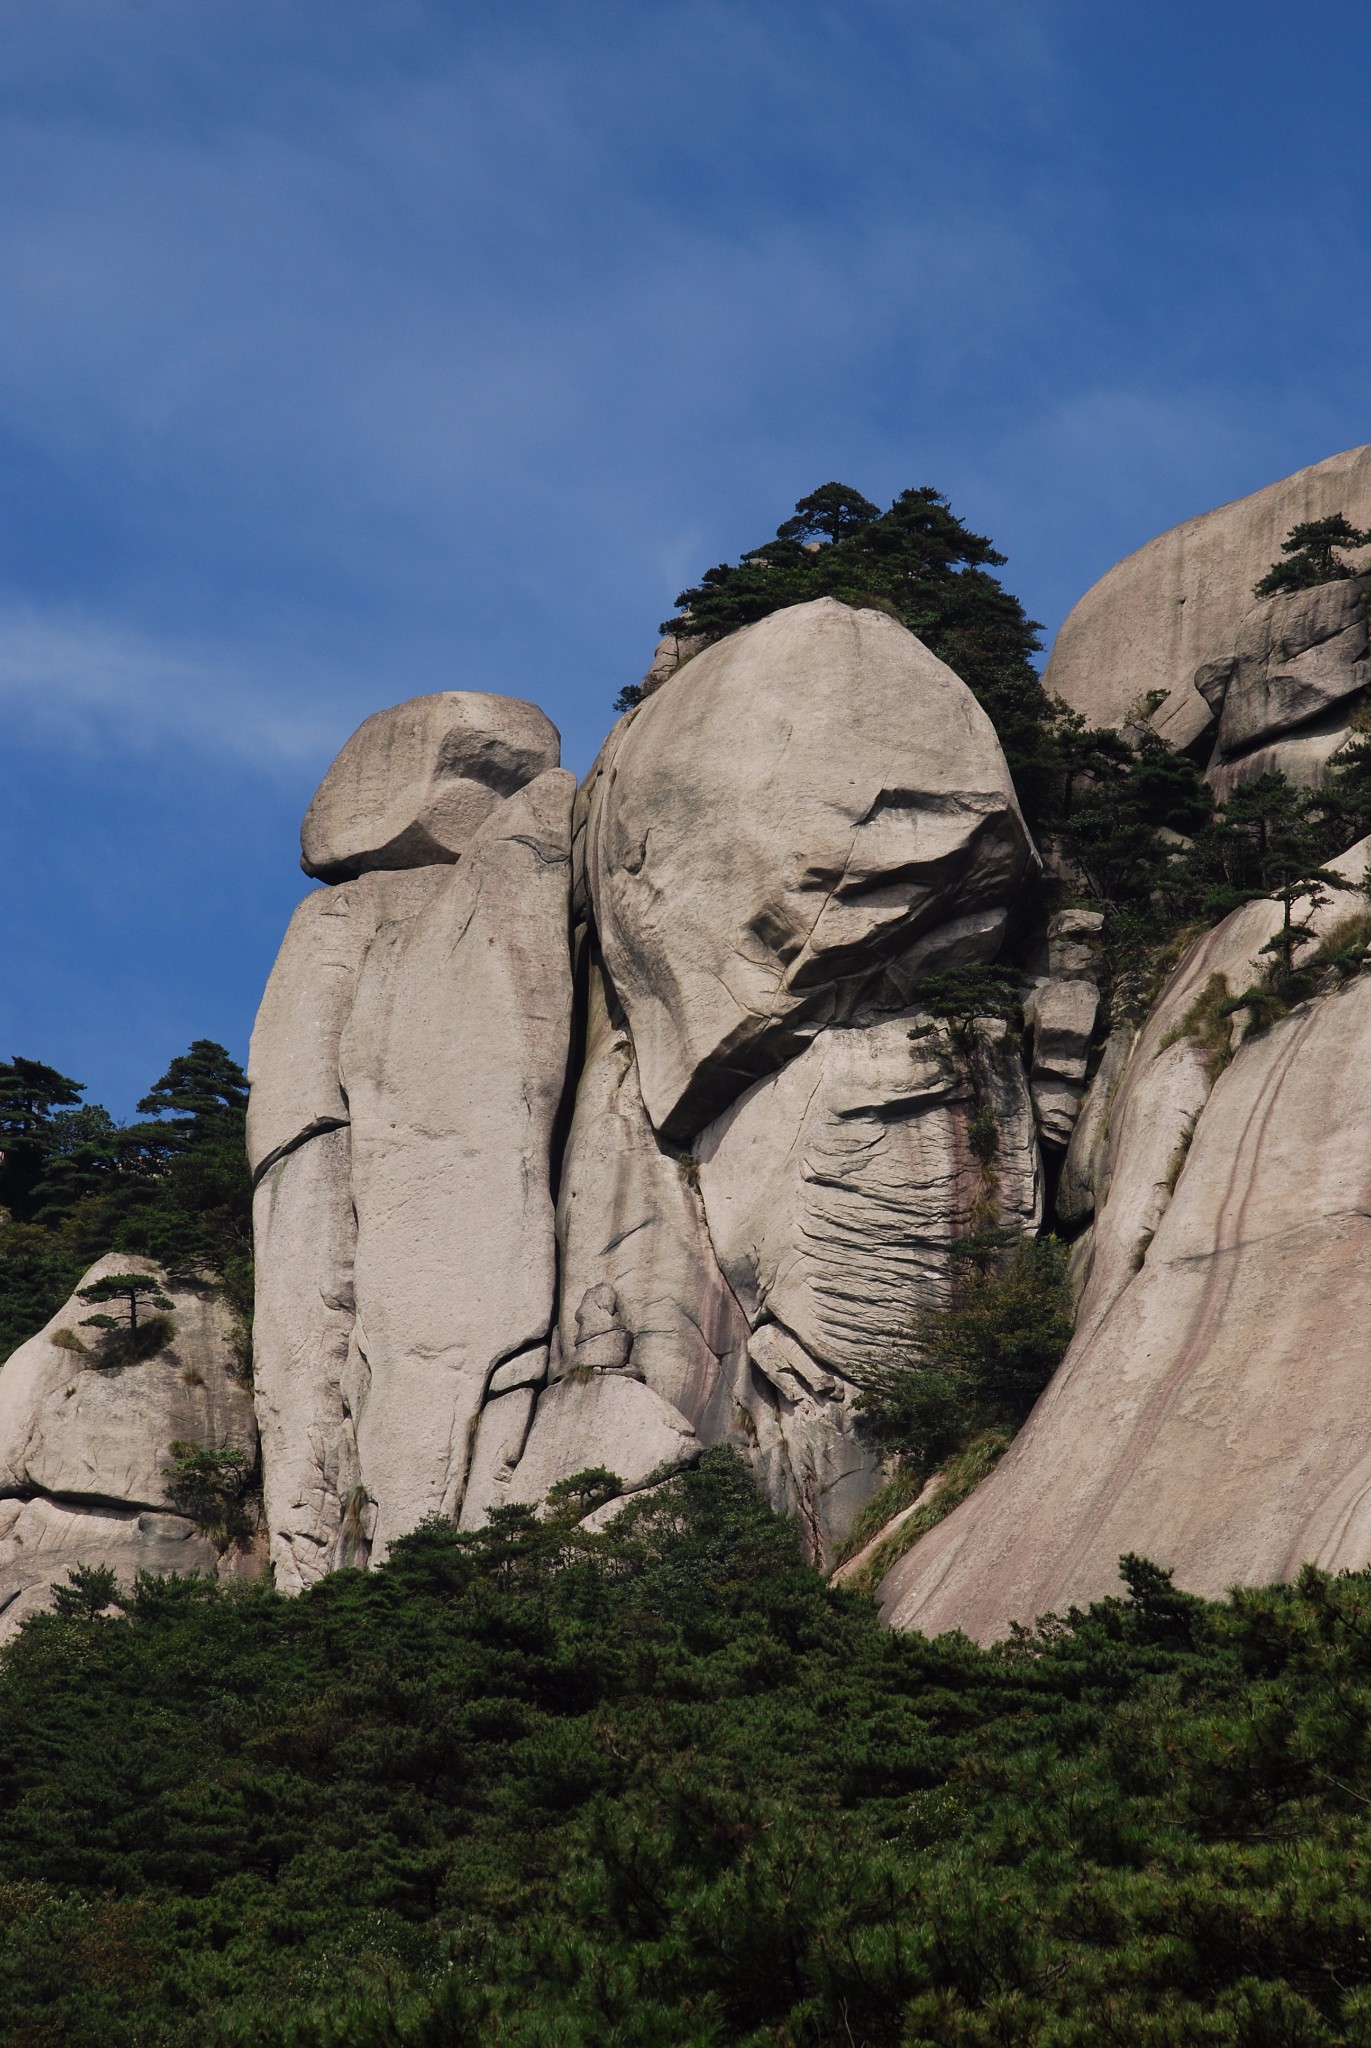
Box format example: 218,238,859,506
4,1451,1371,2046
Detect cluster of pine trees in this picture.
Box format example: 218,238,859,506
4,1452,1371,2046
0,1039,251,1359
634,483,1371,1021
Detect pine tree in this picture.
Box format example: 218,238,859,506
1254,513,1371,598
630,482,1056,821
773,481,879,547
77,1270,173,1338
135,1040,247,1140
0,1056,85,1221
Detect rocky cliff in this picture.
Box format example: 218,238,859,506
1046,444,1371,780
250,597,1038,1573
8,450,1371,1638
0,1255,259,1631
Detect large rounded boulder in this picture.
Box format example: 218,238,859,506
585,597,1036,1141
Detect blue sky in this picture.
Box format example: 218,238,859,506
3,0,1370,1114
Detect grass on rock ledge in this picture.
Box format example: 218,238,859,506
4,1450,1371,2045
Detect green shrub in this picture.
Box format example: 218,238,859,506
163,1441,256,1551
855,1234,1075,1470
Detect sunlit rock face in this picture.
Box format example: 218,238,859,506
1044,442,1371,759
249,692,577,1580
338,770,576,1561
584,598,1037,1142
0,1255,259,1636
879,840,1371,1643
300,690,560,883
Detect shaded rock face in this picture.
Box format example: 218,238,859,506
554,957,750,1434
1206,575,1370,799
1045,443,1371,757
586,598,1036,1141
0,1255,258,1636
879,839,1371,1642
695,1014,1040,1374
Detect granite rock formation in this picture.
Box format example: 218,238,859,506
0,1255,258,1636
21,451,1371,1628
250,763,576,1577
301,690,560,883
247,603,1040,1571
585,598,1036,1140
1045,443,1371,758
879,838,1371,1640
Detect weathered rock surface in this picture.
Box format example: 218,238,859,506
247,869,447,1178
1205,574,1370,796
252,1128,365,1592
586,598,1036,1140
1024,978,1099,1148
1057,1023,1134,1228
696,1013,1040,1375
1047,907,1104,981
0,1255,257,1634
1045,444,1371,751
554,958,751,1435
1069,834,1368,1332
339,770,575,1557
301,691,560,883
637,630,707,701
880,841,1371,1642
251,687,578,1577
507,1374,699,1507
459,1385,539,1528
0,1497,215,1637
1213,576,1370,756
741,1321,883,1564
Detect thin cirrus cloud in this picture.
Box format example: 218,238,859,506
0,606,345,769
3,0,1371,1115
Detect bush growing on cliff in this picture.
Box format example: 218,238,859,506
1254,512,1371,597
855,1233,1075,1473
6,1449,1371,2044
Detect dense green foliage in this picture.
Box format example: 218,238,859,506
5,1452,1371,2044
622,482,1062,824
1254,514,1371,598
855,1237,1075,1477
0,1039,251,1360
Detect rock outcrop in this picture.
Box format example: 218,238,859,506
250,735,577,1577
1206,574,1371,799
247,606,1041,1570
551,959,748,1438
301,690,560,883
1045,444,1371,766
585,598,1036,1140
33,452,1371,1638
880,840,1371,1641
0,1255,257,1635
695,1013,1039,1373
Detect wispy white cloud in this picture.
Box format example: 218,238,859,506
0,605,353,770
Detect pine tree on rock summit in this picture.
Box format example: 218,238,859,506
1254,513,1371,597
